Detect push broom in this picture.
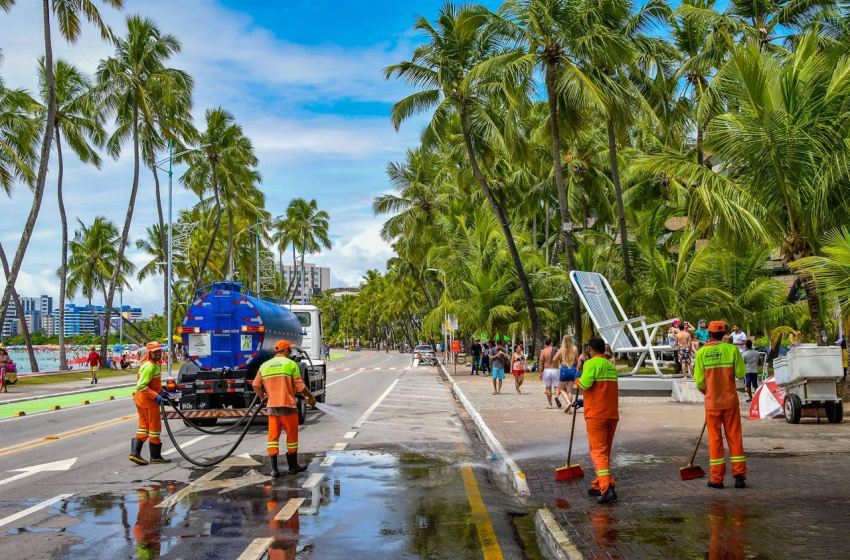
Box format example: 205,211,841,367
555,388,584,481
680,421,707,480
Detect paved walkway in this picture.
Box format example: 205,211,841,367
0,372,137,403
456,371,850,558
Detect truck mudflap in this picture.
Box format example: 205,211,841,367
164,409,268,419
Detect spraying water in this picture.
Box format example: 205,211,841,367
314,402,357,424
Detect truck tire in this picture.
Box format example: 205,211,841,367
825,401,843,424
297,398,307,425
784,394,802,424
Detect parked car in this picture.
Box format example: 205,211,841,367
413,344,438,366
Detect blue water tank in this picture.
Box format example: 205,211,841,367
179,282,303,371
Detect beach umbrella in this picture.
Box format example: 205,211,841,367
748,375,786,420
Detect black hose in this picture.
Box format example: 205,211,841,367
164,393,260,435
160,393,263,468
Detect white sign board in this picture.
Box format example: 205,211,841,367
188,333,211,357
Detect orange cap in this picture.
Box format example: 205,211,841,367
708,321,726,334
146,341,162,352
274,340,292,352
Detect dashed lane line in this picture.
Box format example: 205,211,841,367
352,379,399,428
162,434,210,456
274,498,305,522
332,442,348,451
0,493,74,529
343,431,357,439
321,455,336,467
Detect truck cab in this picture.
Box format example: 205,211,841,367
289,304,324,363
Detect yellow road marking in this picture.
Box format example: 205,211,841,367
460,465,504,560
0,416,134,457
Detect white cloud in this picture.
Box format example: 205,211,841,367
312,218,394,287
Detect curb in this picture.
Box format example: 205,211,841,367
0,382,135,406
535,509,583,560
437,362,530,497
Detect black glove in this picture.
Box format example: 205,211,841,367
572,398,583,409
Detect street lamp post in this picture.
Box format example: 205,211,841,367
154,140,210,378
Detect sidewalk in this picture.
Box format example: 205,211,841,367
0,372,137,403
454,371,850,559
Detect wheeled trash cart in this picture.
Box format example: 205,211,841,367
775,345,843,424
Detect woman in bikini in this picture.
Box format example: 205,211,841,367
511,343,528,394
554,334,579,413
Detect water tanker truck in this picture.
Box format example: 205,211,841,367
165,281,327,425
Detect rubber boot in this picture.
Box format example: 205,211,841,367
596,486,618,505
734,475,746,489
707,481,724,489
286,452,308,475
148,443,172,464
587,487,602,497
129,438,149,465
270,455,280,478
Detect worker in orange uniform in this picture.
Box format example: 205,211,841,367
253,340,316,478
133,486,164,558
693,321,747,489
129,342,171,465
575,337,620,504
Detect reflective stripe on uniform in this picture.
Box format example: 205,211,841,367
730,455,746,463
286,442,298,449
596,469,611,476
709,458,726,465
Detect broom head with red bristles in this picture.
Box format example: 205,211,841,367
555,464,584,481
679,463,706,480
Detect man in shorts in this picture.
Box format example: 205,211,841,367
676,327,693,378
538,337,562,409
742,340,760,402
490,341,508,395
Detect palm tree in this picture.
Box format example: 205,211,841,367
66,217,134,310
135,223,166,287
0,0,122,331
385,3,545,349
182,107,258,289
0,241,39,372
39,59,104,370
0,77,39,193
95,15,184,360
283,198,331,303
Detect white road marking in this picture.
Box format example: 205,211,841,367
275,497,305,521
0,493,74,528
352,379,399,428
0,457,77,487
302,472,324,489
343,431,357,439
327,369,368,386
162,435,210,456
321,455,336,467
236,537,274,560
332,442,348,451
383,394,447,401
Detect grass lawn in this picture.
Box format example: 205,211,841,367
0,385,135,419
16,368,138,386
328,352,348,360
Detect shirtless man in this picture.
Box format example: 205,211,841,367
676,326,694,378
539,338,562,409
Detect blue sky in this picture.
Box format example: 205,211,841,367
0,0,499,314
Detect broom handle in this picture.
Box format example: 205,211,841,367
566,385,580,465
688,421,707,466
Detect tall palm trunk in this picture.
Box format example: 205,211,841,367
606,117,633,284
801,273,824,345
226,201,234,276
0,243,38,372
459,106,543,350
100,100,141,362
194,166,222,292
56,127,69,370
0,0,57,329
546,61,583,345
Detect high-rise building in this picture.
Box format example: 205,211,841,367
24,310,40,333
56,304,100,336
279,263,331,304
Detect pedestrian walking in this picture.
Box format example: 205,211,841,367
538,337,562,409
742,340,760,402
128,342,171,466
87,346,101,385
253,340,317,477
576,337,620,504
489,340,508,395
481,341,491,374
731,324,747,355
555,334,579,413
511,343,527,394
471,339,482,375
694,321,748,489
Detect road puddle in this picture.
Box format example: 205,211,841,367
6,451,534,559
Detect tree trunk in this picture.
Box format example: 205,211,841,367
194,164,222,292
544,201,550,264
769,277,803,365
225,196,234,276
56,126,69,370
0,0,57,329
606,117,633,284
546,62,583,345
100,100,142,362
0,242,38,372
696,119,704,167
459,105,543,350
800,272,824,345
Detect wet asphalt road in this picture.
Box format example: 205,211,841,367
0,351,543,559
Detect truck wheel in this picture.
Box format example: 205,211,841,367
316,392,325,404
825,401,843,424
297,398,307,425
784,394,802,424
